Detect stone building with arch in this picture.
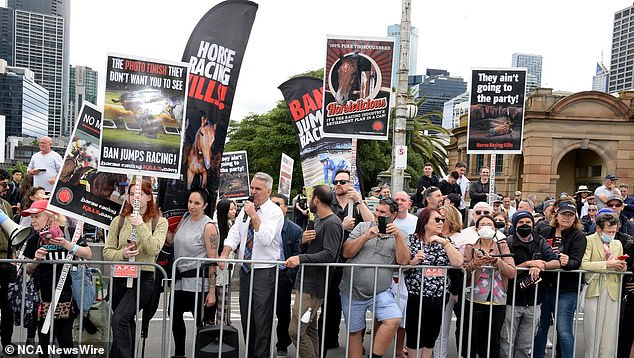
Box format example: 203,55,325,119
447,89,634,201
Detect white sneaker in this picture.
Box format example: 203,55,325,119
546,338,553,349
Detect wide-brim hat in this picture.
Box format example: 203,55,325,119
575,185,592,195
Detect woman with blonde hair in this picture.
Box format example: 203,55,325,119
433,205,465,357
103,179,167,358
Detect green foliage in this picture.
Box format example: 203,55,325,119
225,101,303,198
7,163,27,177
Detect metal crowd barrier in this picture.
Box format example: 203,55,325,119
5,255,632,358
167,258,633,358
1,258,168,358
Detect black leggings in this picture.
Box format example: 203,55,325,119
37,317,74,358
405,294,444,349
171,289,212,357
110,272,154,358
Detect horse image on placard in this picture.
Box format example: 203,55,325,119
333,52,378,105
187,123,216,190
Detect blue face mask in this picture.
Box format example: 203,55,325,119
601,232,614,243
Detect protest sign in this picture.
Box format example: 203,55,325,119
159,0,257,227
321,35,395,140
49,103,125,229
279,77,360,191
218,150,249,200
278,153,294,198
99,54,189,178
467,68,527,154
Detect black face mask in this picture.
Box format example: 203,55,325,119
494,221,506,229
516,224,533,238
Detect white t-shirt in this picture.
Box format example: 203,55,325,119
27,151,63,192
394,213,418,236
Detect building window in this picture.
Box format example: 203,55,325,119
495,154,503,174
475,155,484,174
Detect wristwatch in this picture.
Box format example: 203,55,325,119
354,200,363,206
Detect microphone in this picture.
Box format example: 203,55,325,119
243,196,254,223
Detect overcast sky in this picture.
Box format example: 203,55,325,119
70,0,629,121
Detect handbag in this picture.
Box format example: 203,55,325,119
8,270,40,327
70,265,96,312
578,273,597,313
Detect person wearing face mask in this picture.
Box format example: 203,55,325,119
462,215,516,358
500,211,560,358
534,201,587,358
581,212,627,358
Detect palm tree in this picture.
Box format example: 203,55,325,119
405,95,450,183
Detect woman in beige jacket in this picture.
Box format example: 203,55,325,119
581,212,627,358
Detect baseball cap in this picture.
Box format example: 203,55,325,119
605,174,618,181
606,194,624,204
596,208,615,217
557,202,577,215
21,199,55,216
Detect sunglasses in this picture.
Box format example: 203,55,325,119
0,182,7,188
588,208,597,212
333,180,349,185
274,202,282,207
515,194,521,197
607,203,623,208
434,217,446,223
475,210,490,215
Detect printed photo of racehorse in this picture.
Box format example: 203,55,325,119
331,52,377,105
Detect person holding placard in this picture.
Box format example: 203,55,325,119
103,179,167,358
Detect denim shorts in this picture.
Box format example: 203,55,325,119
340,289,403,332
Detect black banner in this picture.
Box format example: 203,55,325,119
158,0,258,229
279,77,358,190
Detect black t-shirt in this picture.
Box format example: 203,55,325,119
23,226,87,302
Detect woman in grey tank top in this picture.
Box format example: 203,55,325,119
171,189,218,358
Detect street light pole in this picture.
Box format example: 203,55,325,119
391,0,412,193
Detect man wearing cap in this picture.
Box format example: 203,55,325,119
501,211,560,358
595,174,621,209
589,195,634,237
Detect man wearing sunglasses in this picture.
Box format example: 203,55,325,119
598,195,634,237
340,197,410,358
319,169,373,353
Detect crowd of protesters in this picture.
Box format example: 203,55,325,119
1,155,634,358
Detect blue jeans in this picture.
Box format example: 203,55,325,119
534,288,578,358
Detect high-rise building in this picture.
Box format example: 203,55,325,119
0,59,49,138
68,65,99,129
593,62,609,93
442,91,469,129
609,4,634,93
387,24,419,89
512,53,542,93
3,0,70,137
411,69,467,128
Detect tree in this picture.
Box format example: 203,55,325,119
405,98,450,186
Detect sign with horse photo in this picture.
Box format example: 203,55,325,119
48,103,125,229
466,68,527,154
98,54,189,179
322,35,395,140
